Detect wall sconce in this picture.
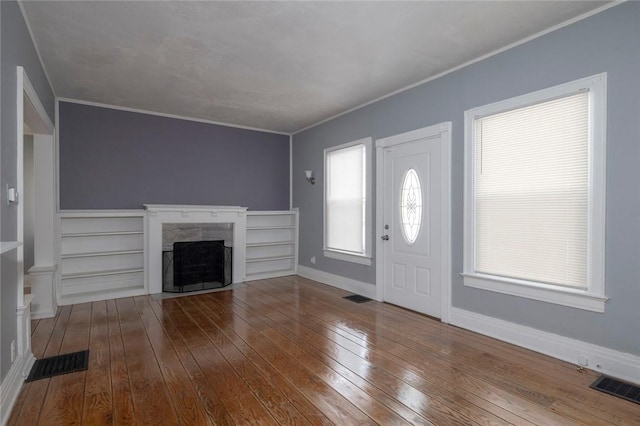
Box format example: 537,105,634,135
304,170,315,185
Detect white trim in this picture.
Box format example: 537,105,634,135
0,351,35,426
245,270,297,282
462,273,607,313
55,99,60,212
449,307,640,386
292,3,620,135
59,209,146,217
323,250,371,266
297,265,376,299
20,69,57,322
323,137,373,263
0,242,22,255
58,287,148,306
463,73,607,312
28,265,58,319
22,73,54,133
17,68,26,311
57,97,290,136
375,122,452,323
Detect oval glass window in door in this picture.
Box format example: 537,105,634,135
400,168,422,244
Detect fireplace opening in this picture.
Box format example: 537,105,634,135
162,240,232,293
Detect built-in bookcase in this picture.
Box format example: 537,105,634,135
245,210,298,281
57,209,298,302
58,211,146,304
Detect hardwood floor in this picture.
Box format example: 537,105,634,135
8,276,640,425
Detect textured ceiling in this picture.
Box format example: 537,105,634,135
21,1,610,133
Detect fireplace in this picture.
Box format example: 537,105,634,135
163,240,232,292
144,205,248,295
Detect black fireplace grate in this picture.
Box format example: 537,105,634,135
26,350,89,382
163,240,232,293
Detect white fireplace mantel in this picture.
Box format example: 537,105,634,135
144,204,247,294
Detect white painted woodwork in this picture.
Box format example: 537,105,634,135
16,294,33,363
144,205,248,293
54,208,299,300
245,210,298,281
0,242,22,254
27,265,57,319
382,131,442,317
58,211,145,304
17,66,58,320
375,123,452,322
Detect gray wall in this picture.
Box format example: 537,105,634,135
23,135,34,272
292,2,640,356
59,102,290,210
1,0,55,380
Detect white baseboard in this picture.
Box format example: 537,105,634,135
59,287,147,306
450,307,640,385
31,309,56,320
1,351,35,426
297,265,377,299
244,269,297,282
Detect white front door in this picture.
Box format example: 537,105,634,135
379,125,446,318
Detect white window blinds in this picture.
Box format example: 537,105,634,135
474,91,589,288
325,144,366,255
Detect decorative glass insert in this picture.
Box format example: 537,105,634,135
400,168,422,244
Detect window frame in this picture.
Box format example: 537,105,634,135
462,73,608,312
323,137,372,265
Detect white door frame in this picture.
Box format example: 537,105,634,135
17,66,57,321
375,122,452,323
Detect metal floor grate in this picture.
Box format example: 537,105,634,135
26,350,89,382
343,294,372,303
591,375,640,405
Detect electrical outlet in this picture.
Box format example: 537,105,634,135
578,355,588,366
10,340,16,362
310,256,316,264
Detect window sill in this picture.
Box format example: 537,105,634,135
461,273,607,312
324,250,372,266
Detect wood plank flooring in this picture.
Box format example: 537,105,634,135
8,276,640,425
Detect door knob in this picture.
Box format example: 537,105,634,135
381,235,389,241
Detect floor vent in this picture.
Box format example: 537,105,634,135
591,375,640,405
343,294,372,303
26,350,89,382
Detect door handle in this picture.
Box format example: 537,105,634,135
381,235,389,241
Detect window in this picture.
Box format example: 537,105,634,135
463,74,607,312
400,168,422,244
324,137,372,265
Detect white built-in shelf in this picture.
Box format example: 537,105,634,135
246,225,295,230
58,211,145,304
245,210,298,281
245,269,297,279
246,255,295,263
246,241,295,248
0,241,22,254
62,268,144,280
61,230,143,237
61,249,143,259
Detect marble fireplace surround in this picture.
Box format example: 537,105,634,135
144,205,247,294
